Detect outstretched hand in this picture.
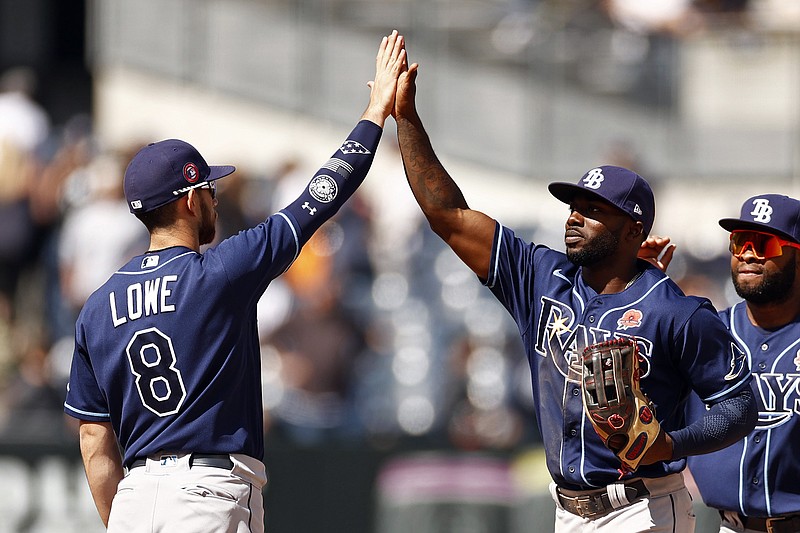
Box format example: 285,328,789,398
394,61,419,121
638,235,676,273
362,30,406,127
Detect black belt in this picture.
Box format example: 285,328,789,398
721,511,800,533
556,479,650,519
130,453,233,470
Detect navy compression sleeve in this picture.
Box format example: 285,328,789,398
670,387,757,459
282,120,382,246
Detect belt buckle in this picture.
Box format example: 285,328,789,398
766,517,785,533
574,495,603,519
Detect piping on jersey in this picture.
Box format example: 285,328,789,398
276,212,301,276
728,304,754,515
726,301,800,515
764,430,774,515
737,435,749,515
64,402,110,419
596,276,670,325
487,224,504,289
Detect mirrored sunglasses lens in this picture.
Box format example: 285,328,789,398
730,232,781,259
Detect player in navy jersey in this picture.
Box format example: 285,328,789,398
684,194,800,533
63,31,407,532
392,56,757,531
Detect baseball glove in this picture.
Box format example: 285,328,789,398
581,338,660,477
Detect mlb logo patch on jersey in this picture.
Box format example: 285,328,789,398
617,309,643,330
141,255,160,269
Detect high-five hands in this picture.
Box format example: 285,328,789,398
363,30,407,127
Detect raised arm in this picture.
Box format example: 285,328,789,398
394,63,497,279
281,31,405,246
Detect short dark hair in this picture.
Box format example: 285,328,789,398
134,200,181,232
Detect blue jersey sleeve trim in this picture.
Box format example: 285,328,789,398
275,211,301,270
702,371,753,403
485,223,503,289
64,402,111,419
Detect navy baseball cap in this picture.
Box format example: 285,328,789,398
548,165,655,235
123,139,235,213
719,194,800,244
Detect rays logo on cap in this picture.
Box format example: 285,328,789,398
582,168,605,189
183,162,200,183
750,198,773,223
309,175,338,203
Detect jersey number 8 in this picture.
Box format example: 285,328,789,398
126,328,187,416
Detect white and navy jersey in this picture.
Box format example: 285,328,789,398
485,225,750,490
64,120,383,466
687,302,800,517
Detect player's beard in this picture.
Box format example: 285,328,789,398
566,229,620,267
732,262,795,305
198,200,217,246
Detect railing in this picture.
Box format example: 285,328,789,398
88,0,800,181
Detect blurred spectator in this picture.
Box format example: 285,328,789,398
603,0,705,36
259,182,379,444
445,336,527,451
0,333,69,444
0,67,50,155
57,149,148,326
0,69,54,327
213,169,251,240
0,141,38,321
263,280,367,445
25,118,97,343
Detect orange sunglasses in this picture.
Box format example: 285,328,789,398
729,230,800,260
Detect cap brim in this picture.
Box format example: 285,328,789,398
208,165,236,181
548,182,615,206
719,218,799,243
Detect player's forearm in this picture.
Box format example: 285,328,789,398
670,387,757,458
396,114,470,236
282,119,382,245
79,421,124,526
86,462,123,526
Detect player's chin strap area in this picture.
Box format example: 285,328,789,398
550,479,650,519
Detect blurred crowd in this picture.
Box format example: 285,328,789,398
488,0,798,108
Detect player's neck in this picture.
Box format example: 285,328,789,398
148,224,200,253
745,292,800,330
582,262,641,295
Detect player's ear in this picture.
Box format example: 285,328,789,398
185,189,201,216
627,221,645,242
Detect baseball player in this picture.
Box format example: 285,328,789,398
684,194,800,533
63,31,406,532
392,58,757,531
